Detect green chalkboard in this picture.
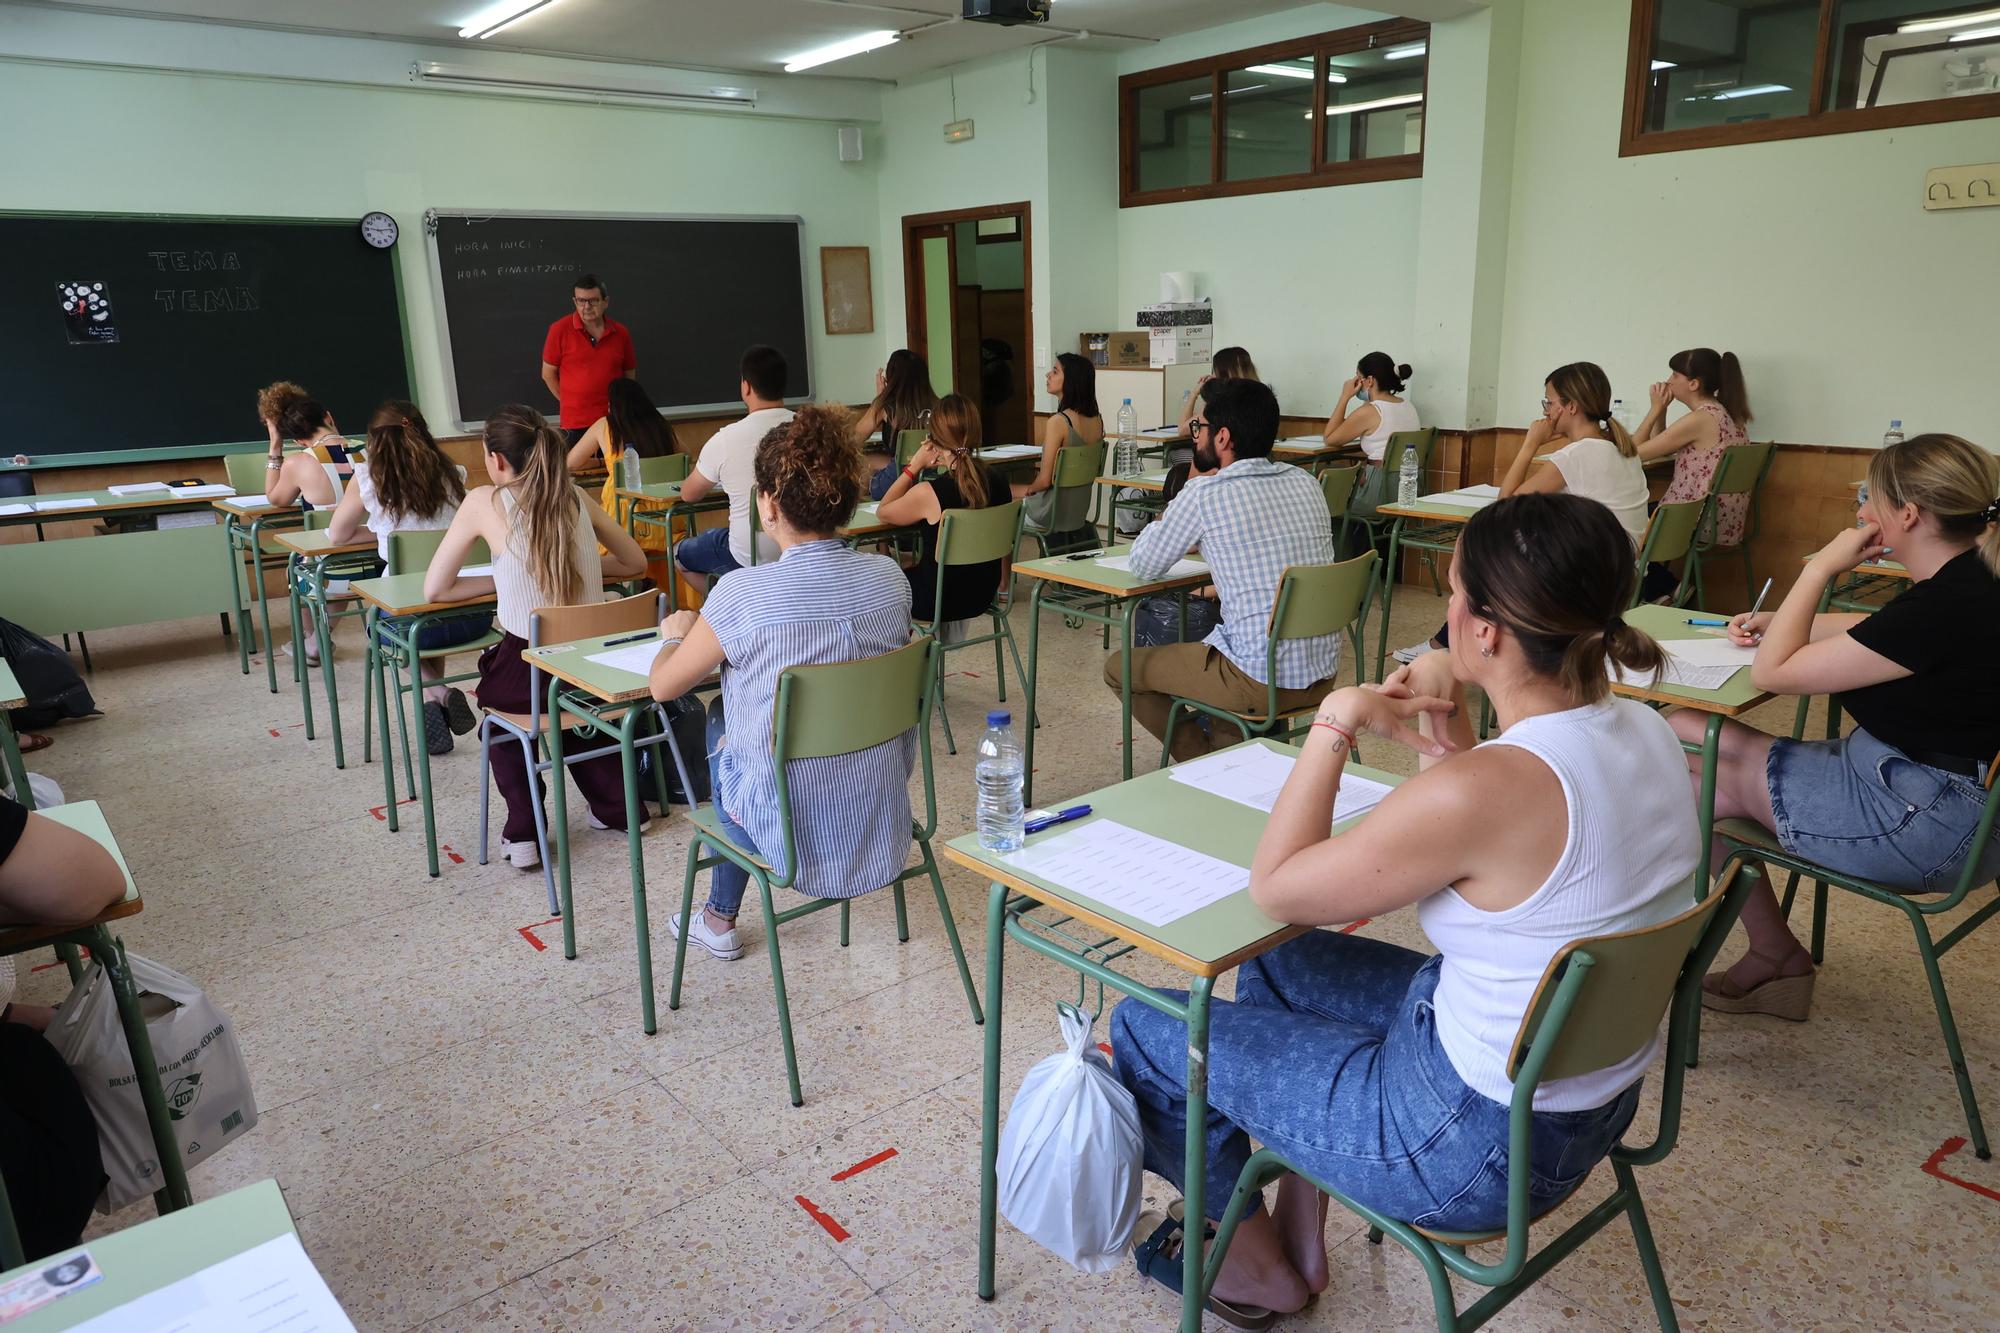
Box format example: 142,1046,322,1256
0,213,411,457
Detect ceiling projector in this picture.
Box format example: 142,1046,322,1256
963,0,1051,25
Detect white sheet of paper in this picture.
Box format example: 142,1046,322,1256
982,443,1044,458
107,481,172,496
1139,426,1184,439
585,641,664,676
70,1231,356,1333
848,503,879,524
1278,435,1329,447
229,494,272,508
1095,554,1207,578
31,498,96,512
0,503,32,517
1425,486,1500,507
1168,746,1394,827
172,483,236,499
1664,637,1759,669
458,563,495,578
1000,820,1246,927
1611,657,1740,691
1446,483,1501,499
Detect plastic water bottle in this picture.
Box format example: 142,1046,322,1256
1882,420,1904,448
1114,398,1139,476
620,448,642,489
1397,440,1421,505
975,710,1025,852
1611,398,1628,433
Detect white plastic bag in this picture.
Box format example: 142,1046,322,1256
48,953,259,1212
996,1006,1144,1273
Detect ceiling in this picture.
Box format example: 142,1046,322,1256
30,0,1356,81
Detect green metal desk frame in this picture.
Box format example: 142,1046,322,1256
280,529,383,772
217,499,307,693
0,659,29,809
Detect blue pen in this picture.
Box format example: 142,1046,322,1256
1025,804,1092,835
1684,617,1729,628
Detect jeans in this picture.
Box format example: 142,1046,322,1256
675,526,741,578
701,698,760,918
378,611,494,653
1111,931,1640,1233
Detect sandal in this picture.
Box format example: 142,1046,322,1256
1133,1215,1278,1332
1701,951,1814,1021
19,733,52,754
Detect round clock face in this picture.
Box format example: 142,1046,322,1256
360,211,399,249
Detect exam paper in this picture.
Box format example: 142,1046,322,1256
107,482,172,496
1426,485,1501,506
585,641,664,676
70,1232,355,1333
983,443,1044,458
230,494,272,508
847,503,879,525
0,503,32,517
1139,425,1184,438
1168,746,1394,827
458,563,495,578
172,483,236,499
31,498,95,512
1611,657,1740,691
1096,554,1208,579
1663,637,1759,669
1001,820,1246,927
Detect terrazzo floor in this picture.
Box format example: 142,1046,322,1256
8,579,1999,1331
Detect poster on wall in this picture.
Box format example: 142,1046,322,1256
58,280,118,344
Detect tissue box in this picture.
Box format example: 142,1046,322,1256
1135,299,1214,330
1080,332,1152,369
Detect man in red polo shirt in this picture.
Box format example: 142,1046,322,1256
540,272,636,444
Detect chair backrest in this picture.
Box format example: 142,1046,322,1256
775,637,934,763
896,429,927,468
1381,428,1437,476
1052,439,1105,490
0,470,34,501
1352,429,1437,518
636,452,691,486
1708,441,1772,499
223,452,268,495
1269,553,1377,644
1635,499,1704,571
529,589,660,650
937,499,1024,568
386,529,491,577
1319,463,1361,521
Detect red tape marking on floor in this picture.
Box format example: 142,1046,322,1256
517,917,562,952
1338,918,1372,934
795,1195,850,1241
368,798,421,821
30,946,90,974
267,723,306,738
1922,1136,2000,1204
830,1148,898,1182
440,843,466,865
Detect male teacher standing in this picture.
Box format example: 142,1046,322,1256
540,272,635,445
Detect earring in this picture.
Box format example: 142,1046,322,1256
1479,646,1494,659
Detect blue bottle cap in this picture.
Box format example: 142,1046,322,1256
987,710,1011,726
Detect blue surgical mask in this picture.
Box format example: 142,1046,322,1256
1356,387,1372,403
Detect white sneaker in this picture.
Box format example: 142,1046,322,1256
499,837,541,871
587,809,654,835
669,911,744,962
1391,639,1438,665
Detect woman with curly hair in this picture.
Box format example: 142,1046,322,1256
646,403,916,963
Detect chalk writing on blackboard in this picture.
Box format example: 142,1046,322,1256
58,281,118,345
151,288,260,313
146,250,242,272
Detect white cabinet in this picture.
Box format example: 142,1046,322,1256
1096,365,1208,431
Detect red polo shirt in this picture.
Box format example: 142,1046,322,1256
541,313,636,429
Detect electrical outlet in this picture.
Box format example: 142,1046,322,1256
1924,162,2000,211
1034,343,1049,368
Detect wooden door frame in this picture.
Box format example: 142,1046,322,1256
900,201,1033,392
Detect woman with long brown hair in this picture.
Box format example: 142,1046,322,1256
563,376,684,519
328,400,488,754
854,349,940,499
1634,347,1753,599
876,393,1012,624
425,404,650,870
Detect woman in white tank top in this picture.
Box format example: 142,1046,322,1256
1109,493,1700,1319
1322,350,1419,463
426,405,648,871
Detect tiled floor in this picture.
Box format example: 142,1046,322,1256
10,581,1999,1331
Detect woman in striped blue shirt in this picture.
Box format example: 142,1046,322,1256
647,404,916,962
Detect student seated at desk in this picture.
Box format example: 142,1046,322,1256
1633,347,1752,601
852,349,938,501
875,393,1009,626
1396,362,1647,665
1,794,123,1259
1014,352,1104,551
1173,345,1259,443
646,405,914,964
1130,461,1221,648
675,346,795,596
1108,378,1335,763
563,375,685,523
1321,350,1419,463
257,381,354,510
1681,433,2000,1020
1112,494,1698,1321
327,401,490,755
425,405,650,871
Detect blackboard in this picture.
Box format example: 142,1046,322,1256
0,214,409,456
427,211,812,426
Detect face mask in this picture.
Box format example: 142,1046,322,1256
1356,387,1372,403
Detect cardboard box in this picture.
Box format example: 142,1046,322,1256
1135,299,1214,329
1148,326,1213,368
1080,331,1152,369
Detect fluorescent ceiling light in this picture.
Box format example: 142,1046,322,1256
1652,59,1676,70
1383,43,1426,60
457,0,563,40
1709,82,1790,100
783,29,898,72
1950,24,2000,40
1246,63,1312,79
1306,91,1424,118
1899,7,2000,33
412,62,756,106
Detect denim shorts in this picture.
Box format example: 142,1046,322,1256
1767,727,2000,893
674,526,741,577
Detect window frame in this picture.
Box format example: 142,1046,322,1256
1620,0,2000,156
1119,18,1429,209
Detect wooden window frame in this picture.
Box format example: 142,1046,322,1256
1119,19,1429,209
1620,0,2000,157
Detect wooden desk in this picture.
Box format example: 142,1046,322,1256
945,739,1401,1333
0,657,28,809
1369,490,1499,680
272,528,381,770
351,573,498,877
1011,544,1213,805
1272,437,1364,471
614,481,727,611
213,495,308,689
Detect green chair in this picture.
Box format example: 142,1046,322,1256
635,451,691,486
915,499,1032,754
1685,442,1774,610
1159,552,1378,762
372,530,501,800
669,638,983,1106
1631,500,1706,609
895,428,928,470
1319,462,1362,554
1713,751,2000,1159
1200,860,1757,1333
222,451,273,496
1017,439,1107,560
1346,427,1439,553
287,509,389,769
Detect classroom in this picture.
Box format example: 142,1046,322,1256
1,0,1997,1328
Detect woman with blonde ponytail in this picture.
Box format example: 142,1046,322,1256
1676,432,2000,1022
876,393,1011,623
425,404,650,870
1109,493,1697,1317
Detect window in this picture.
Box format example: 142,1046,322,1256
1624,1,2000,154
1121,20,1428,207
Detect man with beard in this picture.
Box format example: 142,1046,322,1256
1105,377,1338,763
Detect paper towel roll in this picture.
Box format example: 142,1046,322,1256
1160,272,1194,303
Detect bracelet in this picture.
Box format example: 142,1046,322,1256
266,460,283,469
1311,719,1356,751
902,465,920,481
661,637,683,648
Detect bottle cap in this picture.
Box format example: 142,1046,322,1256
1890,420,1902,428
987,710,1011,726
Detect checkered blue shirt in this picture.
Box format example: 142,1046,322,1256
1127,457,1338,688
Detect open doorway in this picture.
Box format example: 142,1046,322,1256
901,202,1032,446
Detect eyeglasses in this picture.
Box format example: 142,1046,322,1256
573,296,605,308
1189,419,1211,435
1539,398,1555,413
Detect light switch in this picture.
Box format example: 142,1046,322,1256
1924,162,2000,211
